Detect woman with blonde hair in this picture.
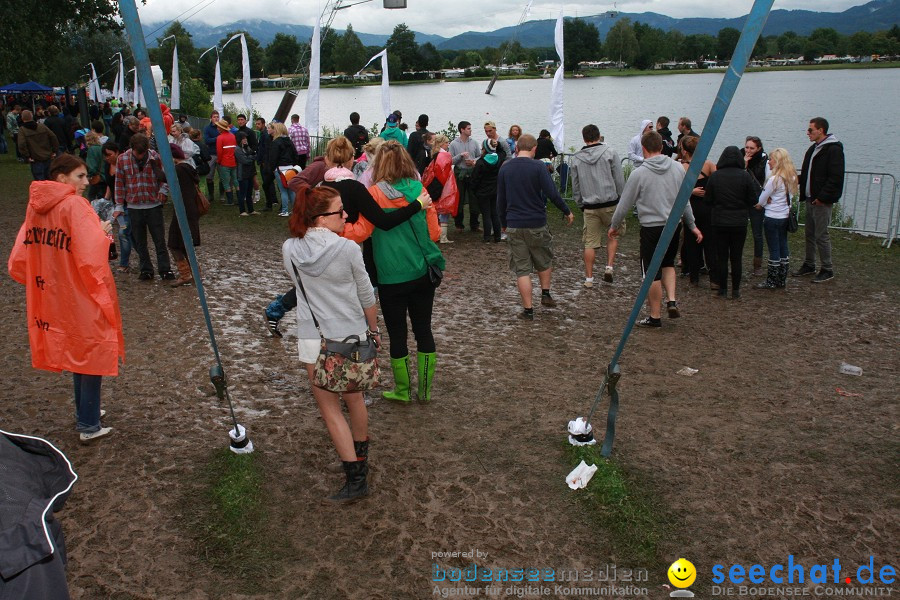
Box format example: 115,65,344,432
269,122,299,216
353,137,385,185
755,148,799,289
422,134,459,244
344,141,442,404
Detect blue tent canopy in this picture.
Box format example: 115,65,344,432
0,81,54,93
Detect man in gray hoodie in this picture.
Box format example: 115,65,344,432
609,131,703,328
571,124,625,286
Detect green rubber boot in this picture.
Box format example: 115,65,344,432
382,356,411,403
417,352,436,403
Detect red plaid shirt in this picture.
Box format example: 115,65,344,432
289,123,310,156
114,149,168,211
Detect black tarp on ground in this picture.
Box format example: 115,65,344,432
0,430,77,600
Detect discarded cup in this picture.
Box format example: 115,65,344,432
839,362,863,376
676,367,699,376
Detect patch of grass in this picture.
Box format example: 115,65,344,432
563,442,671,566
186,447,283,591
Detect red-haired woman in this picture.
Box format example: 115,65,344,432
282,184,380,503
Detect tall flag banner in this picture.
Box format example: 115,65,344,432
112,71,120,103
223,33,252,113
117,54,126,99
356,49,390,119
200,46,224,115
171,44,180,109
549,8,565,153
89,63,102,101
305,17,321,135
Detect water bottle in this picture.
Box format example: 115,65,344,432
839,362,863,376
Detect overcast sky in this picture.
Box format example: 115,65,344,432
139,0,868,37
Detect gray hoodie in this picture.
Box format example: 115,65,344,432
282,229,375,340
611,154,696,230
571,143,625,209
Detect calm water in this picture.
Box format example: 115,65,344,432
225,68,900,176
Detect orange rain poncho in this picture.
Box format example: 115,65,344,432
8,181,125,376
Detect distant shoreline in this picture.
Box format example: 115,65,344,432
227,62,899,93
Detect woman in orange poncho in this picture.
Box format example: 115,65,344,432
8,154,125,443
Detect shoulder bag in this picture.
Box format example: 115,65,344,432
408,220,442,287
195,184,210,216
291,262,379,392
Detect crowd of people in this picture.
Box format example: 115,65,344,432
3,94,846,501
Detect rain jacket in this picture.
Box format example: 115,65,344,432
381,122,408,147
158,103,174,135
344,179,443,285
422,149,459,217
8,181,125,376
705,146,762,227
0,430,77,600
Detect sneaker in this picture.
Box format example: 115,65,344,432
264,310,283,338
636,317,662,328
138,271,154,281
791,264,816,277
240,212,249,217
541,294,557,308
80,427,113,443
603,266,614,283
279,211,290,217
253,190,260,204
518,309,534,321
812,270,834,283
583,278,594,289
666,301,680,318
500,232,508,241
161,271,177,281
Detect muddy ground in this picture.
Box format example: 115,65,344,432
1,162,897,599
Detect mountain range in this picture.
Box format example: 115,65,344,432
143,0,898,51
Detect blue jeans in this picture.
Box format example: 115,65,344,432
276,170,295,213
763,216,789,262
118,210,133,268
30,160,51,181
73,373,103,433
238,178,255,213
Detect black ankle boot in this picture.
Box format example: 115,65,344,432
329,460,369,503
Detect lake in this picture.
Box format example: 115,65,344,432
224,68,899,177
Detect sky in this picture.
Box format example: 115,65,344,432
139,0,870,37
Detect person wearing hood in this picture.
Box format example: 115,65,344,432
470,138,503,243
282,184,381,503
8,154,124,443
343,141,442,404
158,103,174,134
17,109,59,181
792,117,844,283
628,120,654,167
234,131,258,217
381,112,408,147
704,145,762,299
571,124,626,287
609,130,702,328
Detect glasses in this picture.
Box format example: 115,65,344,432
314,207,344,218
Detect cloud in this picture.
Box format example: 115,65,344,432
138,0,865,37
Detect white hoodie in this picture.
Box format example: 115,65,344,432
628,120,653,166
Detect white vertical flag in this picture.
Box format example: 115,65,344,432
112,71,120,103
305,17,321,135
549,8,565,153
89,63,102,101
133,69,140,106
118,55,126,99
171,44,180,109
240,34,252,114
355,49,391,120
213,56,223,115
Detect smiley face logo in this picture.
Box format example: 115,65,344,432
668,558,697,588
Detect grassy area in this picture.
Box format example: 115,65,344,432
564,442,671,566
185,447,284,592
